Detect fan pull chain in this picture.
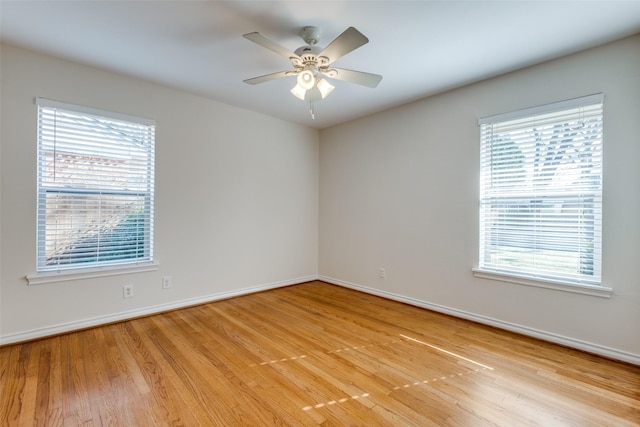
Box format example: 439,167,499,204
309,100,315,120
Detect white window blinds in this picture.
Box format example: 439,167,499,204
478,94,603,286
36,98,155,272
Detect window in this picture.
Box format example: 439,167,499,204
36,98,155,273
477,94,603,287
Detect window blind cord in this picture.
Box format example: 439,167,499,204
53,109,57,182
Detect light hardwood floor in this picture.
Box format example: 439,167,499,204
1,281,639,426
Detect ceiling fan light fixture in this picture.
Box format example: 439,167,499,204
297,70,315,90
316,78,334,99
244,26,382,119
290,83,307,100
306,86,322,102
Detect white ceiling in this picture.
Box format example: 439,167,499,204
2,1,640,129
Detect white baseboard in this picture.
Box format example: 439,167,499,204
319,275,640,366
0,275,318,346
5,274,638,365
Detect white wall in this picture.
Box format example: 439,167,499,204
319,35,640,364
0,44,319,343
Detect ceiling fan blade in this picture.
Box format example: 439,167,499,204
243,32,300,61
319,27,369,64
243,71,293,85
323,68,382,88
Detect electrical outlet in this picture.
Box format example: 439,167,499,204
379,267,386,278
123,284,134,298
162,276,172,289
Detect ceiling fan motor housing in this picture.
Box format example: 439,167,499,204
299,26,321,45
295,26,324,65
294,45,322,63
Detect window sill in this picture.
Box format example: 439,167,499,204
472,268,613,298
26,262,160,285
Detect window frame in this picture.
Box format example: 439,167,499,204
474,94,612,297
31,98,157,282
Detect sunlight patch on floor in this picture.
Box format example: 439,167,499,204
392,367,491,391
253,335,495,413
327,340,399,354
399,334,494,370
302,393,371,411
248,354,307,367
249,339,400,367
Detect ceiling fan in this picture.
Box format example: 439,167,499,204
243,26,382,119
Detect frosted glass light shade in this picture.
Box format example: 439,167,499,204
290,84,306,100
316,78,334,98
297,70,315,90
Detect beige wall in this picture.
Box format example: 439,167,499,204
2,35,639,364
319,35,640,363
0,44,319,342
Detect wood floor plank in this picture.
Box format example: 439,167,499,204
125,319,213,425
1,281,639,426
1,345,23,425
